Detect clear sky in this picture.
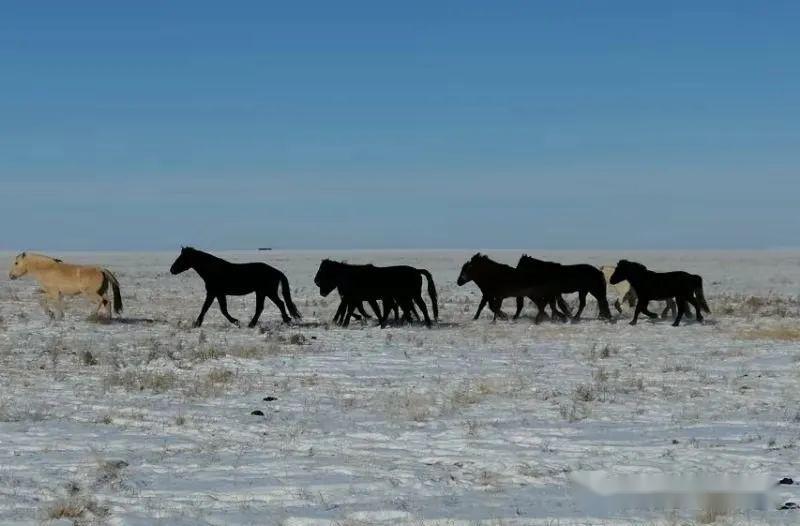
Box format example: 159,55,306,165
1,1,798,250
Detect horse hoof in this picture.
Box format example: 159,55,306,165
671,321,680,327
233,320,241,328
629,321,637,326
248,322,257,328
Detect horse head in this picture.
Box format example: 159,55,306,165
170,247,194,275
457,254,483,285
314,259,339,296
609,259,645,284
8,252,28,280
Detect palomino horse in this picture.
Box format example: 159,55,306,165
8,252,123,319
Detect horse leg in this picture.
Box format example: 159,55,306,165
630,301,646,325
573,291,587,321
672,298,687,327
490,297,507,321
342,301,356,327
407,300,420,322
532,298,548,324
661,300,673,319
38,293,55,319
86,291,110,319
594,292,612,320
333,301,346,325
398,298,414,324
41,290,64,320
513,297,524,319
103,294,112,318
248,293,265,328
642,305,659,319
194,293,215,327
52,291,67,319
682,299,695,320
473,297,488,320
216,295,240,327
376,298,391,328
342,302,356,327
367,299,382,325
413,294,432,328
357,302,371,320
614,299,623,313
266,291,291,324
550,297,568,322
686,295,703,322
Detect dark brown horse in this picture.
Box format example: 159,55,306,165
517,255,612,321
456,254,567,323
610,260,709,326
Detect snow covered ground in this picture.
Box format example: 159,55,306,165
1,250,799,525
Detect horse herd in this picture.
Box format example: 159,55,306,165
7,248,710,328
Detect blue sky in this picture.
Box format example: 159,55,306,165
1,1,798,250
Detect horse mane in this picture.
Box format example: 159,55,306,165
518,254,545,263
471,253,514,272
621,260,648,273
323,259,375,270
183,247,226,264
24,252,62,263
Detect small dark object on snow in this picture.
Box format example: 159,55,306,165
780,502,799,510
251,410,265,416
779,477,794,485
263,396,278,402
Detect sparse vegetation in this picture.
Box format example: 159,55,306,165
103,369,179,393
736,325,800,341
2,254,800,523
42,494,109,524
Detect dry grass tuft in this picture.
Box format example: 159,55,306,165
736,325,800,341
191,341,285,361
103,369,179,393
42,494,109,523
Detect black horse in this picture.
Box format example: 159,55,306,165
456,254,568,323
170,247,301,327
609,259,710,326
517,255,612,321
314,260,438,328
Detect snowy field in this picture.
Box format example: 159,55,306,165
1,250,799,526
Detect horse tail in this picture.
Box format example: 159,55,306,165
418,269,438,320
102,269,123,314
556,295,572,316
279,273,302,319
694,277,711,313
